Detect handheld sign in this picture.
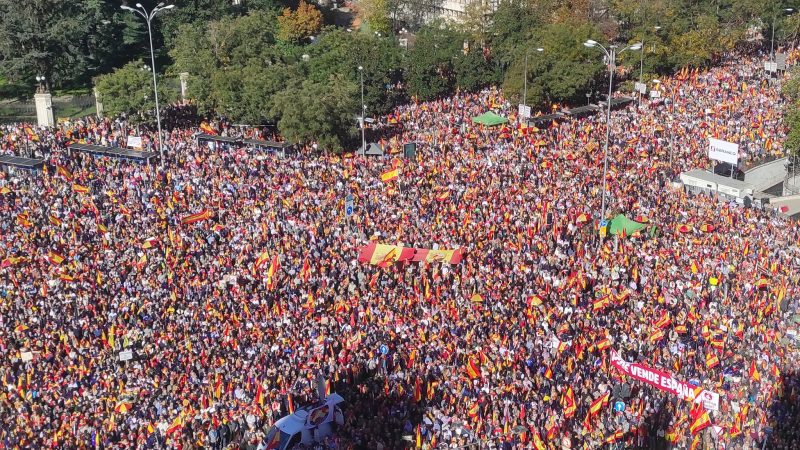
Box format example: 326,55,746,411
614,401,625,413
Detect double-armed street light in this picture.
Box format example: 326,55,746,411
583,39,642,222
120,2,175,167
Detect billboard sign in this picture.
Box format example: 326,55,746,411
708,138,739,165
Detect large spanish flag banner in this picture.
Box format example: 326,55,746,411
358,242,463,265
180,209,212,225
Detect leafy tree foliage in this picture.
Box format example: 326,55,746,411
405,24,465,100
271,74,358,150
94,61,177,122
358,0,392,35
277,1,323,43
0,0,124,89
502,21,604,107
306,28,404,115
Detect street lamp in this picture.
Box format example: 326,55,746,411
35,75,46,94
771,8,795,64
120,2,175,167
638,26,661,109
583,40,642,223
358,66,365,152
523,47,544,108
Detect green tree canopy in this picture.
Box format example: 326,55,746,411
306,28,404,115
503,21,604,107
271,74,358,150
94,60,177,122
405,24,466,101
0,0,125,90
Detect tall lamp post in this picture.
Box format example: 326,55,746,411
358,66,365,152
772,8,796,64
121,2,175,167
638,26,661,109
523,47,544,108
583,40,642,222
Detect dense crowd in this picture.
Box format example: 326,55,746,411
0,48,799,450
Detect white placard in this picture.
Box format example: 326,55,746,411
649,90,661,99
708,137,739,165
518,104,531,119
634,82,647,94
126,136,143,150
119,349,133,362
21,351,33,362
764,62,778,73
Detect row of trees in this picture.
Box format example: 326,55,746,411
3,0,798,149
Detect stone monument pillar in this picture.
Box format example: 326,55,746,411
34,92,54,127
180,72,189,102
94,87,104,119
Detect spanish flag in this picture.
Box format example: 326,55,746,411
47,251,65,265
72,184,89,194
165,415,183,437
465,358,481,379
414,377,422,402
255,384,265,407
468,402,480,417
267,255,280,280
380,168,399,182
590,392,609,415
49,215,62,226
180,209,212,225
705,352,720,369
748,360,761,381
689,411,711,435
199,122,217,135
563,386,577,418
253,251,270,272
56,165,72,181
532,429,546,450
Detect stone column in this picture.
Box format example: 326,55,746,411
94,87,104,119
34,92,55,127
180,72,189,102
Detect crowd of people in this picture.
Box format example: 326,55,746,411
0,48,799,450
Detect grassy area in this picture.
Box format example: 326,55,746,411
54,86,93,97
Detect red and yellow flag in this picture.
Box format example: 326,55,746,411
180,209,212,225
689,411,711,435
47,251,65,265
380,168,399,182
465,358,481,379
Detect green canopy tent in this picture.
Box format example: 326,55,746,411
607,214,647,236
472,112,508,126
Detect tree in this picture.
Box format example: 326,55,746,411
271,74,358,150
157,0,284,48
405,24,466,100
0,0,125,90
458,0,494,44
502,21,604,107
453,46,499,92
169,10,280,117
306,28,404,115
358,0,392,35
94,61,177,122
277,1,323,43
